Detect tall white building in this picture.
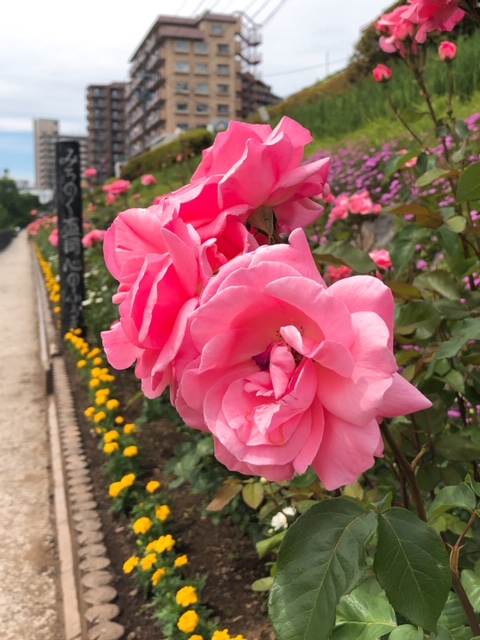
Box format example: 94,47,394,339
34,119,58,190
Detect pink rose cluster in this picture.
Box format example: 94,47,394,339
376,0,464,55
82,229,106,248
102,117,430,490
329,189,381,224
103,179,131,205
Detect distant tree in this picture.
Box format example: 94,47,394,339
0,178,40,230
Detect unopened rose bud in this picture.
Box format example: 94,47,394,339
438,41,457,61
373,63,392,82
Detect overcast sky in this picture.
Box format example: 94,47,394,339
0,0,389,183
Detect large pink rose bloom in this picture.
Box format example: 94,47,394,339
404,0,465,42
190,117,330,233
101,203,256,397
176,229,431,490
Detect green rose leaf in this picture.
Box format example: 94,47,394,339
437,592,468,632
456,161,480,203
395,300,442,340
426,483,476,524
331,578,397,640
242,481,265,510
460,570,480,613
269,498,377,640
374,508,451,630
389,626,424,640
416,167,457,188
434,433,480,462
414,270,461,301
313,241,377,273
389,225,429,275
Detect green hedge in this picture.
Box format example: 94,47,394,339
121,129,214,181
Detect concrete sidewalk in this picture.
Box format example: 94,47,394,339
0,231,63,640
0,231,126,640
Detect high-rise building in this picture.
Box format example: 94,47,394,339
86,83,128,183
126,11,263,157
239,72,282,120
34,119,58,190
34,119,88,193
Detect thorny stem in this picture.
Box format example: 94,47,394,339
380,421,427,521
449,511,480,636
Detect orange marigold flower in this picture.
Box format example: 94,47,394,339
177,610,200,634
176,586,198,607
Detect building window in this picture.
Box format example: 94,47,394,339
176,81,189,93
217,104,230,115
217,43,229,55
195,63,208,74
176,103,189,113
111,89,119,98
196,103,209,114
217,64,230,75
196,83,209,95
177,123,189,131
217,83,229,95
175,61,190,74
194,42,208,54
210,23,224,36
174,40,190,53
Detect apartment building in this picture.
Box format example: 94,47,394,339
127,12,260,157
34,119,88,192
34,119,59,190
239,72,282,120
86,82,128,182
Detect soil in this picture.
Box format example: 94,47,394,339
65,354,275,640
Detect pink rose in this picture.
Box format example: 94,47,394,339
103,179,131,196
49,228,59,247
348,189,381,215
82,229,106,248
141,174,157,186
85,167,97,178
325,264,353,283
377,5,417,55
87,203,97,212
175,229,431,490
31,209,38,216
190,117,330,233
404,0,465,42
373,64,393,82
438,40,457,60
369,249,393,269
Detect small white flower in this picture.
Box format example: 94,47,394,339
270,507,296,531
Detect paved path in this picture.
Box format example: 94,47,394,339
0,231,62,640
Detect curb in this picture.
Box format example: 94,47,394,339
32,245,125,640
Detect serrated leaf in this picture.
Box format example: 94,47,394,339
313,241,377,273
445,216,467,233
414,270,461,301
374,508,451,630
456,161,480,202
426,483,476,523
332,578,396,640
389,626,424,640
460,570,480,613
269,498,377,640
205,482,242,511
242,482,265,510
416,167,456,188
256,530,287,559
252,576,274,591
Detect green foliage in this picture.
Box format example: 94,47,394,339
120,128,213,181
0,178,39,230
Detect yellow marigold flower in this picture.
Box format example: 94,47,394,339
231,635,247,640
95,395,107,406
115,416,125,425
121,473,136,488
123,556,139,574
91,367,102,377
174,554,189,567
146,540,157,553
54,306,61,313
103,442,119,454
77,359,87,368
106,398,120,410
132,517,153,535
87,347,101,359
89,378,100,388
189,636,203,640
100,374,115,382
146,480,161,493
140,553,158,571
104,429,120,443
84,406,96,418
156,504,171,521
151,567,166,586
151,534,175,553
65,332,73,341
124,445,138,458
176,586,198,607
74,328,83,335
92,356,103,366
99,388,111,397
212,631,230,640
123,423,136,434
94,411,107,423
95,427,103,435
177,610,200,634
109,481,124,498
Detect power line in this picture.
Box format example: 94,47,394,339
264,58,347,77
252,0,274,19
260,0,289,26
190,0,209,15
177,0,191,14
